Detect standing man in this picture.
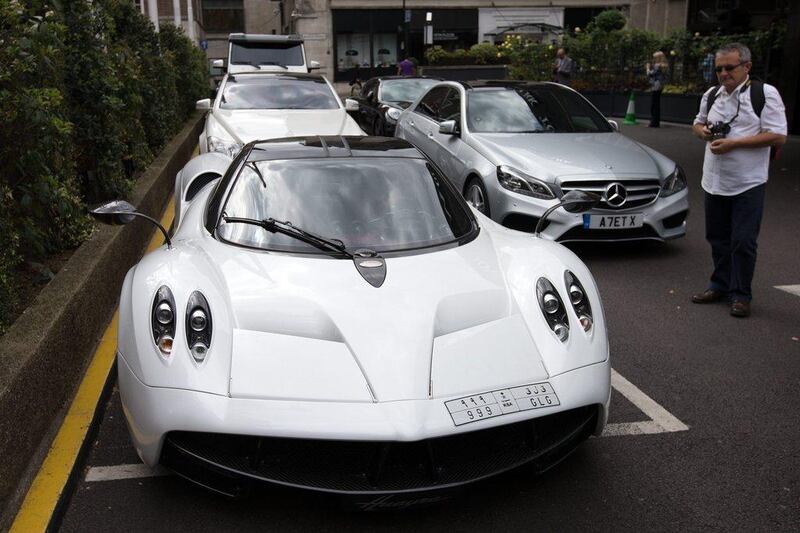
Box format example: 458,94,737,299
691,43,787,317
397,56,415,77
553,48,576,86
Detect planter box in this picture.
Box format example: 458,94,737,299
581,91,703,124
420,64,508,81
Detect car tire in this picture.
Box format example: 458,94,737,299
465,177,490,217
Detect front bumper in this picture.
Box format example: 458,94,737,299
118,353,610,494
492,185,689,242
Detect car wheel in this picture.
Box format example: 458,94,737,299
465,178,490,216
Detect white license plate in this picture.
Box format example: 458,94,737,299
445,382,560,426
583,213,643,229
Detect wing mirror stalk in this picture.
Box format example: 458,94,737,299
535,190,602,236
439,120,460,135
89,200,172,249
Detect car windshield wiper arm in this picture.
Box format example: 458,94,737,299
258,61,288,69
223,216,352,258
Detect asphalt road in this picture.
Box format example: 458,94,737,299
56,123,799,532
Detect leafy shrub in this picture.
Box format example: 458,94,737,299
589,10,626,33
468,42,499,65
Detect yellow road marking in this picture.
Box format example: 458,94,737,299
10,196,177,532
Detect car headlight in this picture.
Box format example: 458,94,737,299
385,107,402,123
207,136,242,158
497,165,555,200
564,271,593,332
152,286,176,356
536,278,569,343
185,291,212,363
660,165,686,197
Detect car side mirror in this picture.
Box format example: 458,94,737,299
345,98,359,112
196,98,211,110
309,60,320,70
608,119,619,131
439,120,459,135
534,190,601,235
212,58,225,69
89,200,173,248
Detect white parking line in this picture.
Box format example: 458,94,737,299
775,285,800,297
84,368,688,482
602,369,689,437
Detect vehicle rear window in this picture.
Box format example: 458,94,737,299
220,77,340,110
230,41,304,67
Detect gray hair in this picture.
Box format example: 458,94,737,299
716,42,752,63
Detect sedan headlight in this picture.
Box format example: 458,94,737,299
207,136,242,158
385,107,402,123
497,165,555,200
660,165,686,197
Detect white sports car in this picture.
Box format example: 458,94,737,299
92,136,611,507
196,72,364,158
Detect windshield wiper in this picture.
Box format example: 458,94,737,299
258,61,288,69
223,216,352,258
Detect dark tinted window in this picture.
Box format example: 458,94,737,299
415,86,449,120
230,41,304,67
438,88,462,121
467,86,613,133
218,158,474,253
203,0,244,33
220,77,339,110
379,79,439,104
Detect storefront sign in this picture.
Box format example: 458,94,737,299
434,32,458,41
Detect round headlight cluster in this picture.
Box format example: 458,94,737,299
565,271,593,333
186,291,212,363
151,286,176,356
536,278,569,343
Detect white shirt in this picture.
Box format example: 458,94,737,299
693,77,787,196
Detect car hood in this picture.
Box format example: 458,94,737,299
212,231,554,403
212,108,364,142
470,132,660,179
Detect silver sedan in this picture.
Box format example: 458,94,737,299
394,81,689,242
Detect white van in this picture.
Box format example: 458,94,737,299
212,34,320,74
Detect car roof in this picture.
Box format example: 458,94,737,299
228,33,304,44
246,136,424,162
458,80,563,91
374,76,443,82
225,72,327,82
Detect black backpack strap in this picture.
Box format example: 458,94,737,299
748,79,765,118
705,86,719,117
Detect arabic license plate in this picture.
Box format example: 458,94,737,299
583,213,643,230
445,382,560,426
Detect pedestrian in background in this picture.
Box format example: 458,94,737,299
553,48,576,86
690,42,787,317
397,56,415,77
646,51,668,127
701,48,716,85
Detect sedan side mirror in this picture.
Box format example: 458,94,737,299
89,200,173,248
345,98,359,112
196,98,211,110
439,120,460,135
534,190,601,235
608,119,619,131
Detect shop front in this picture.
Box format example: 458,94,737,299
332,9,478,83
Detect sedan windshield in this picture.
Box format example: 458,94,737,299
467,87,613,133
220,77,340,110
380,79,439,104
217,158,474,254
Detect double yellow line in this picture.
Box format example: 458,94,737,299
10,197,177,532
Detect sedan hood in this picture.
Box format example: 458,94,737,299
213,232,550,403
213,108,364,143
471,132,660,178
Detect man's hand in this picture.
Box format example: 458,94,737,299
693,123,713,141
710,138,738,154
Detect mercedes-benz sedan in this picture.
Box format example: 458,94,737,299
395,81,688,242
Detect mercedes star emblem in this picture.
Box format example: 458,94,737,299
604,182,628,207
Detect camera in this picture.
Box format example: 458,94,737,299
708,121,731,140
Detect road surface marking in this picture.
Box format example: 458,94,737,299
775,285,800,298
10,195,178,532
602,369,689,436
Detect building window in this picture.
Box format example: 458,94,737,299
202,0,244,33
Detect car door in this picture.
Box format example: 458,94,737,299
430,87,468,183
398,85,448,155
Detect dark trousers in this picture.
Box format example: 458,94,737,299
649,90,662,126
704,184,766,302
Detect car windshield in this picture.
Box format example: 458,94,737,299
220,77,340,110
217,157,475,254
379,79,439,104
230,41,304,66
467,87,613,133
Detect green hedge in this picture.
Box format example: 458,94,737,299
0,0,207,333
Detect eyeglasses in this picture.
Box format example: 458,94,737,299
715,62,746,73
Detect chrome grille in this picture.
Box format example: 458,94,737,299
560,179,661,210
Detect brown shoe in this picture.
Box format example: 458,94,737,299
730,300,751,317
691,289,727,304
